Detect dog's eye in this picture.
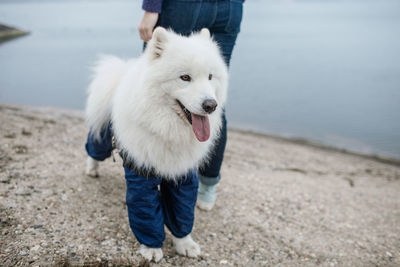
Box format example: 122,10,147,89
180,75,191,82
208,74,213,80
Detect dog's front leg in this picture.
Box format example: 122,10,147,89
125,169,166,262
160,170,201,258
172,234,201,258
138,244,163,262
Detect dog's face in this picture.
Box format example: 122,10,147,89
144,27,228,142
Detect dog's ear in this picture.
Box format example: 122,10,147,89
199,28,211,39
149,27,169,59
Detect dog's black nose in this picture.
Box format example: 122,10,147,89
202,99,217,114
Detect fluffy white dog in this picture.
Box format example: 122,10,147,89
85,27,228,261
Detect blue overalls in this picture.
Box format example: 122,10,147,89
85,124,198,248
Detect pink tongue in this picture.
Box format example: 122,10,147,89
191,114,210,142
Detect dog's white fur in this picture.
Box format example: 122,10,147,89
85,157,99,177
85,27,228,261
138,245,163,262
86,27,228,179
137,234,200,262
172,234,201,258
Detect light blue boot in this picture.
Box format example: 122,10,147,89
197,175,219,211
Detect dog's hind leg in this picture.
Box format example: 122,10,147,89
172,234,201,258
138,244,163,262
85,157,99,177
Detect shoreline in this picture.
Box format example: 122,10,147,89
0,24,29,42
3,102,399,167
231,128,400,168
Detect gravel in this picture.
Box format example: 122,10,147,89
0,104,399,266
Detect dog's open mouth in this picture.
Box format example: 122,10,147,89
176,100,210,142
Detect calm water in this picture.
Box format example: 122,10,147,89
1,0,400,159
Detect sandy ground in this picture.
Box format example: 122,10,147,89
0,104,399,267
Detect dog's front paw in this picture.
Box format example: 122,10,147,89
85,157,99,177
172,234,201,258
138,244,163,262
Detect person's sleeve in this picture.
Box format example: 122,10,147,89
142,0,163,13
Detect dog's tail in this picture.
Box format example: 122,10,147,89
85,55,127,141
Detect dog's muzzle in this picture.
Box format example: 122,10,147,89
202,99,217,114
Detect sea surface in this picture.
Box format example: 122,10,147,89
1,0,400,159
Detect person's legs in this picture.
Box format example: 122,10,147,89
196,113,226,210
157,0,215,36
197,0,243,209
210,0,243,66
154,0,243,209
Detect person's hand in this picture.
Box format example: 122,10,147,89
138,11,159,42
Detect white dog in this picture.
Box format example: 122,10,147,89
85,27,228,262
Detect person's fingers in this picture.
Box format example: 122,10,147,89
142,29,148,42
145,28,153,42
138,11,159,42
138,25,144,41
138,22,146,41
138,25,151,42
140,29,147,41
139,29,144,41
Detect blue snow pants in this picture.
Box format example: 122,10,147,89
85,125,198,248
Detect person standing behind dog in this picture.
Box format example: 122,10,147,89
138,0,244,211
